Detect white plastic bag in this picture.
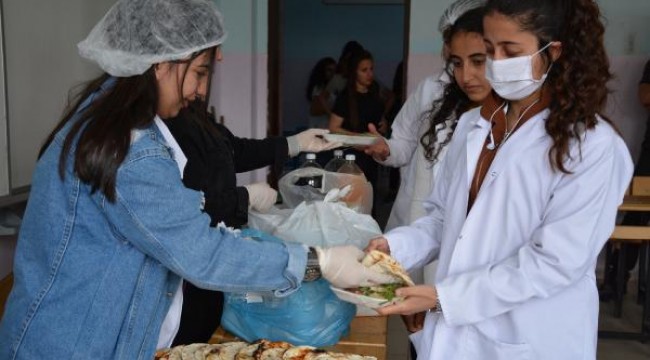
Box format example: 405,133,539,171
249,192,381,249
249,169,382,249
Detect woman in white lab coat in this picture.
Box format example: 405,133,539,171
368,0,634,359
365,0,490,233
363,1,490,335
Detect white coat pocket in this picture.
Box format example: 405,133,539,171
466,326,534,360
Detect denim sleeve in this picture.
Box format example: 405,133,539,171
98,153,306,295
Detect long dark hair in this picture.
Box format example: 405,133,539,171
420,7,485,163
306,57,336,101
344,49,380,132
484,0,613,173
336,40,364,75
39,48,216,202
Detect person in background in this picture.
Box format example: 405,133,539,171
600,58,650,301
365,0,489,234
366,0,633,358
166,103,339,346
383,61,404,202
329,50,390,216
363,1,489,356
324,40,364,101
307,57,337,129
0,1,391,358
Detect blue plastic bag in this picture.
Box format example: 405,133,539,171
221,229,356,347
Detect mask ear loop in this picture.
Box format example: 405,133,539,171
486,102,506,151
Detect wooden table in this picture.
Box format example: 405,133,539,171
210,315,387,360
619,196,650,212
327,316,387,360
599,196,650,342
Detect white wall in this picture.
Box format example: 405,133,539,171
3,0,113,191
210,0,269,185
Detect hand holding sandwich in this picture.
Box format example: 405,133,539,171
376,285,439,316
316,245,395,289
366,237,442,317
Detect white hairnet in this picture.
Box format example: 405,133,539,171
78,0,227,77
438,0,486,34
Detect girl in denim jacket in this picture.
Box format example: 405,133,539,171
0,1,391,359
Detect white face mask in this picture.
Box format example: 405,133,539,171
486,42,553,100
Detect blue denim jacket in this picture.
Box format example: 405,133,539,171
0,81,307,359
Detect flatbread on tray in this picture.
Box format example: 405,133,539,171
205,342,248,360
155,340,376,360
281,346,317,360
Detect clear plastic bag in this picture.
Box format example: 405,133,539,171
221,229,356,347
279,167,373,214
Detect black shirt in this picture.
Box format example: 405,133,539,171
332,87,384,133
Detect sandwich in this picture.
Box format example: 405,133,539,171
348,250,414,301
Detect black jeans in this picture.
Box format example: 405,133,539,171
171,283,224,346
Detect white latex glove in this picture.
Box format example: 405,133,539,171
316,245,395,289
244,183,277,212
295,129,342,153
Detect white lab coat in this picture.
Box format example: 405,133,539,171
386,106,633,360
383,74,450,232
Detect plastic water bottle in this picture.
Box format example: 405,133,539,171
337,154,365,177
301,153,322,169
324,150,346,172
296,153,323,188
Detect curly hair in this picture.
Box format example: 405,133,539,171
420,6,485,163
485,0,613,173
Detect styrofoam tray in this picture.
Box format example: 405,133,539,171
322,133,379,146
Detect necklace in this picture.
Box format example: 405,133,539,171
501,97,541,145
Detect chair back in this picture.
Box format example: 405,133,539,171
631,176,650,196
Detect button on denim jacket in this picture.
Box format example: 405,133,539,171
0,80,307,359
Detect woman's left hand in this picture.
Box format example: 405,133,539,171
376,285,438,316
377,118,389,135
362,124,390,161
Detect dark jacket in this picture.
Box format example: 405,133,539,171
164,107,289,345
165,108,288,228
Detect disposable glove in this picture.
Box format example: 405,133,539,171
291,129,342,154
316,245,395,289
244,183,277,212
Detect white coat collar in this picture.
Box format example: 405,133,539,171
467,107,550,196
